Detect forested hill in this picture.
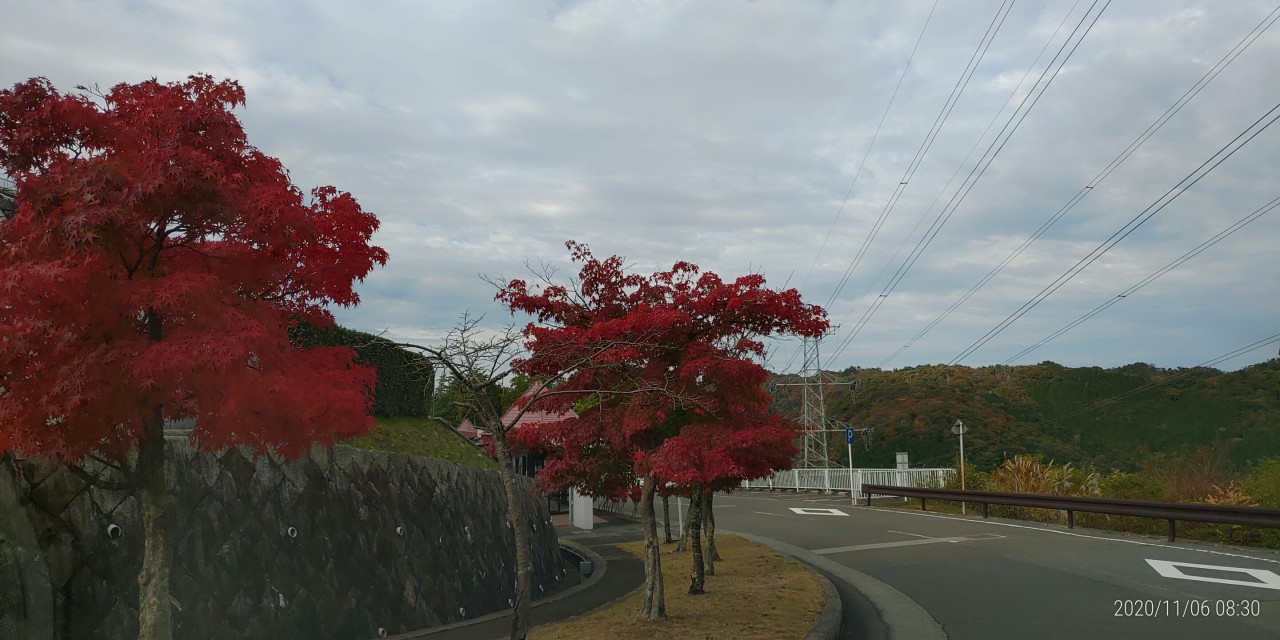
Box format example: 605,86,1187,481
768,359,1280,472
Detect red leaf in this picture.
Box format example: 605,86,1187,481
494,241,826,493
0,75,385,463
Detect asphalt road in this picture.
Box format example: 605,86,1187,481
715,491,1280,640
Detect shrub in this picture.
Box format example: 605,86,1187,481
290,322,432,417
1244,458,1280,508
986,455,1099,524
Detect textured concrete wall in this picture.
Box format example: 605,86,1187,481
0,439,568,640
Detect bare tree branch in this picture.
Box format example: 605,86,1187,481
394,313,709,436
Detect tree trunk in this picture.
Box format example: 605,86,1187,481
705,489,720,562
137,406,172,640
637,473,665,619
676,497,694,552
687,485,705,595
490,432,532,640
702,489,715,576
662,494,674,543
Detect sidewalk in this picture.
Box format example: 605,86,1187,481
396,516,645,640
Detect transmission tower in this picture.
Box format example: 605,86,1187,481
798,336,830,468
773,334,871,469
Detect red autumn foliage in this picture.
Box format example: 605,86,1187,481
0,76,388,462
498,241,828,496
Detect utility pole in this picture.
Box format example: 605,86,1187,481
952,418,968,515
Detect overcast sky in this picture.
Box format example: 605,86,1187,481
5,0,1279,373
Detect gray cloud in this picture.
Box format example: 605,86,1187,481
5,0,1278,372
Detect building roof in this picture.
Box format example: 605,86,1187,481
451,385,576,443
456,419,485,442
500,384,576,432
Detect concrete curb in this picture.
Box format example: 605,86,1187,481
805,565,843,640
725,530,946,640
545,540,609,608
385,541,607,639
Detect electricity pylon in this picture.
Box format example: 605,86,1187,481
774,335,838,468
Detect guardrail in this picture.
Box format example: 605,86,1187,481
860,484,1280,542
741,468,952,501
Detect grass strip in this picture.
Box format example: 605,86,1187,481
345,417,498,470
531,534,823,640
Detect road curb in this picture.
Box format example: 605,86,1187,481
806,564,843,640
725,530,946,640
386,541,608,639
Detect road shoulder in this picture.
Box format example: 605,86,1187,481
726,529,946,640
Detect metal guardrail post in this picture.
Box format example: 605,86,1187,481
1168,519,1176,542
1067,510,1074,529
982,503,989,518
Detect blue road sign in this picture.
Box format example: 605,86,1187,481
845,427,854,444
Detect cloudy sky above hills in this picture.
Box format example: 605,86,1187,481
5,0,1279,372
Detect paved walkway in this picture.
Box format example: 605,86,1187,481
397,517,645,640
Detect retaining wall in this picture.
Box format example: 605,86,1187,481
0,439,568,639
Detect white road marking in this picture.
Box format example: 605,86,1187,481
814,536,972,554
789,507,849,516
863,506,1280,566
887,530,932,539
1146,559,1280,590
812,533,1004,555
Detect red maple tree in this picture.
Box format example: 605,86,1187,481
0,76,387,640
499,241,826,617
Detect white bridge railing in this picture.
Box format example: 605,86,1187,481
741,468,953,501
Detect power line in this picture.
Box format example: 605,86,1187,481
950,98,1280,365
916,331,1280,468
823,0,1018,312
849,0,1109,347
1001,193,1280,364
830,0,1111,366
778,1,940,377
800,0,939,295
879,3,1280,368
860,0,1086,365
858,0,1087,367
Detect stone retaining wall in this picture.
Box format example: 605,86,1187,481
0,439,567,639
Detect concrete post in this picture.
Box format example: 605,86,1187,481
569,487,593,530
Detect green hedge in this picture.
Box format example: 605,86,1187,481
290,322,433,417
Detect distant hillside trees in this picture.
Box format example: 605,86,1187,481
771,359,1280,472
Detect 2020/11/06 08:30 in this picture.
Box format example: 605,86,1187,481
1114,599,1262,617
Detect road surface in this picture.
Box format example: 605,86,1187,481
715,491,1280,639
